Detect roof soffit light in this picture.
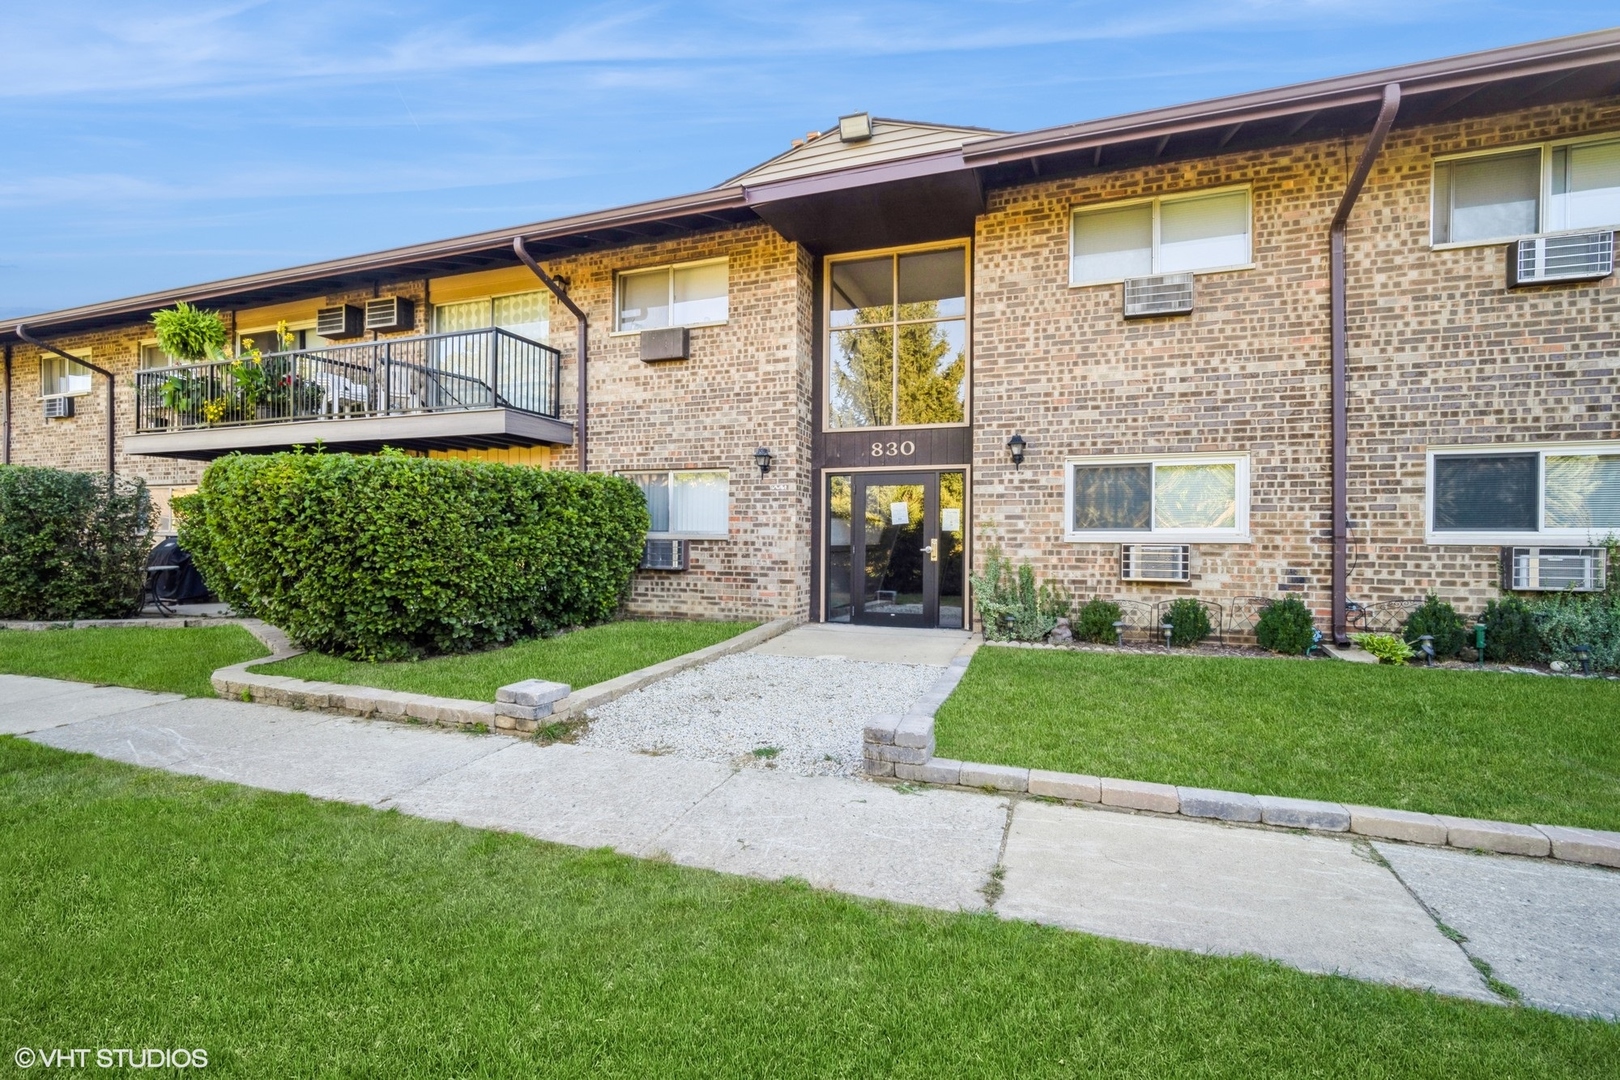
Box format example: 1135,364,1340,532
838,112,873,142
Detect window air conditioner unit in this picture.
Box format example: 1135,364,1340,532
639,326,690,363
364,296,415,334
1120,544,1190,582
1506,547,1606,592
1506,231,1614,287
42,396,74,419
1122,272,1194,318
640,539,688,571
316,304,365,339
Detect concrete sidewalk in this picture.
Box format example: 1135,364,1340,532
5,674,1618,1017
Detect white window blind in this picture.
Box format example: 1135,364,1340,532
1545,454,1620,529
1071,189,1250,284
41,348,92,396
627,469,730,538
1428,445,1620,542
1550,140,1620,232
617,260,728,331
1067,456,1247,541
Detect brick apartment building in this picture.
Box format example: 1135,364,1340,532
4,30,1619,642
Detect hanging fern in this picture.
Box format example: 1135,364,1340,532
151,302,228,363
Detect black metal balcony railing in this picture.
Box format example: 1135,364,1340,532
134,327,562,433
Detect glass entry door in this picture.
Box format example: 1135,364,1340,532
826,471,965,629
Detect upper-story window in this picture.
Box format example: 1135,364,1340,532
139,343,181,368
1070,187,1252,286
827,244,968,430
434,291,549,342
1432,136,1620,245
41,346,92,397
616,258,728,332
235,326,332,355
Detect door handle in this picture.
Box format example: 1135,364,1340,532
923,538,938,562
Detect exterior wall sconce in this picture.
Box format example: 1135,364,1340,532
1007,433,1026,470
754,447,774,477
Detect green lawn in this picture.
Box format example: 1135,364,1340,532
935,647,1620,831
0,625,268,698
255,619,756,700
2,739,1614,1077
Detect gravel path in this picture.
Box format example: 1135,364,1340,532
578,653,942,777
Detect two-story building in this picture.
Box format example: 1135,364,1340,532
4,30,1619,642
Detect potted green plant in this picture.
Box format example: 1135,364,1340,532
151,302,228,364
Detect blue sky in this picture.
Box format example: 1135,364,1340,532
1,2,1615,318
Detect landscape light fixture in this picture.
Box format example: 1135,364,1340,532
1574,644,1593,676
754,447,774,477
1417,634,1435,666
1007,433,1026,470
838,112,873,142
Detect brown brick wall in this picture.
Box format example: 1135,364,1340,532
969,97,1620,628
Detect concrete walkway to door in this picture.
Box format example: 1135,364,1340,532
5,668,1618,1019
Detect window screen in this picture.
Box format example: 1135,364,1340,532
1072,464,1151,531
1434,151,1540,243
1432,454,1538,531
1071,204,1152,284
1159,191,1249,274
1545,454,1620,529
670,263,728,326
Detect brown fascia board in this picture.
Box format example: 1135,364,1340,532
3,186,751,340
741,147,968,204
962,27,1620,167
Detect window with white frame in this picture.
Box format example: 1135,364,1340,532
40,346,92,397
616,259,728,332
139,343,183,369
1065,455,1249,542
1428,444,1620,542
1070,188,1251,285
624,469,730,538
1432,136,1620,245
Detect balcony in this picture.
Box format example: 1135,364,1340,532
125,328,573,460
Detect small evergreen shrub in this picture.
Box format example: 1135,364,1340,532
0,466,153,619
1352,631,1413,664
1401,594,1466,657
1481,594,1541,664
1075,598,1123,643
971,545,1069,642
1530,590,1620,673
176,450,648,660
1254,596,1317,655
1163,597,1212,646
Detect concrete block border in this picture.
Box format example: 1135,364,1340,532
212,617,797,735
862,636,1620,871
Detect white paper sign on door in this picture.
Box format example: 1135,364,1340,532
940,508,961,533
890,501,910,526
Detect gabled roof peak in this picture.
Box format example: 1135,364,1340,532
723,116,1007,188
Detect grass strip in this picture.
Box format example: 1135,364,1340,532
0,625,268,698
255,619,757,699
935,646,1620,831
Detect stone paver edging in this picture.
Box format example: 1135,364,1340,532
862,640,1620,871
211,618,797,734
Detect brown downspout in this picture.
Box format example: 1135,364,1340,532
15,324,118,477
1330,83,1401,644
3,344,11,465
512,236,589,472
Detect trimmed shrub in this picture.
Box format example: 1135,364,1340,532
1481,594,1541,664
971,545,1069,642
1352,631,1413,665
176,450,648,660
1254,595,1317,655
1401,594,1466,657
1163,597,1212,646
1075,598,1123,643
1531,591,1620,673
0,466,153,619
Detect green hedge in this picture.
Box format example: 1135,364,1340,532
176,450,649,660
0,466,154,620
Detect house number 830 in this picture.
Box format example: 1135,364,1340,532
871,440,915,458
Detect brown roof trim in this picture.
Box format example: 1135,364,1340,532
742,147,968,204
3,186,750,340
962,27,1620,166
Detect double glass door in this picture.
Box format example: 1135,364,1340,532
827,471,965,629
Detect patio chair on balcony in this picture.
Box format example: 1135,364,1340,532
314,371,370,415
